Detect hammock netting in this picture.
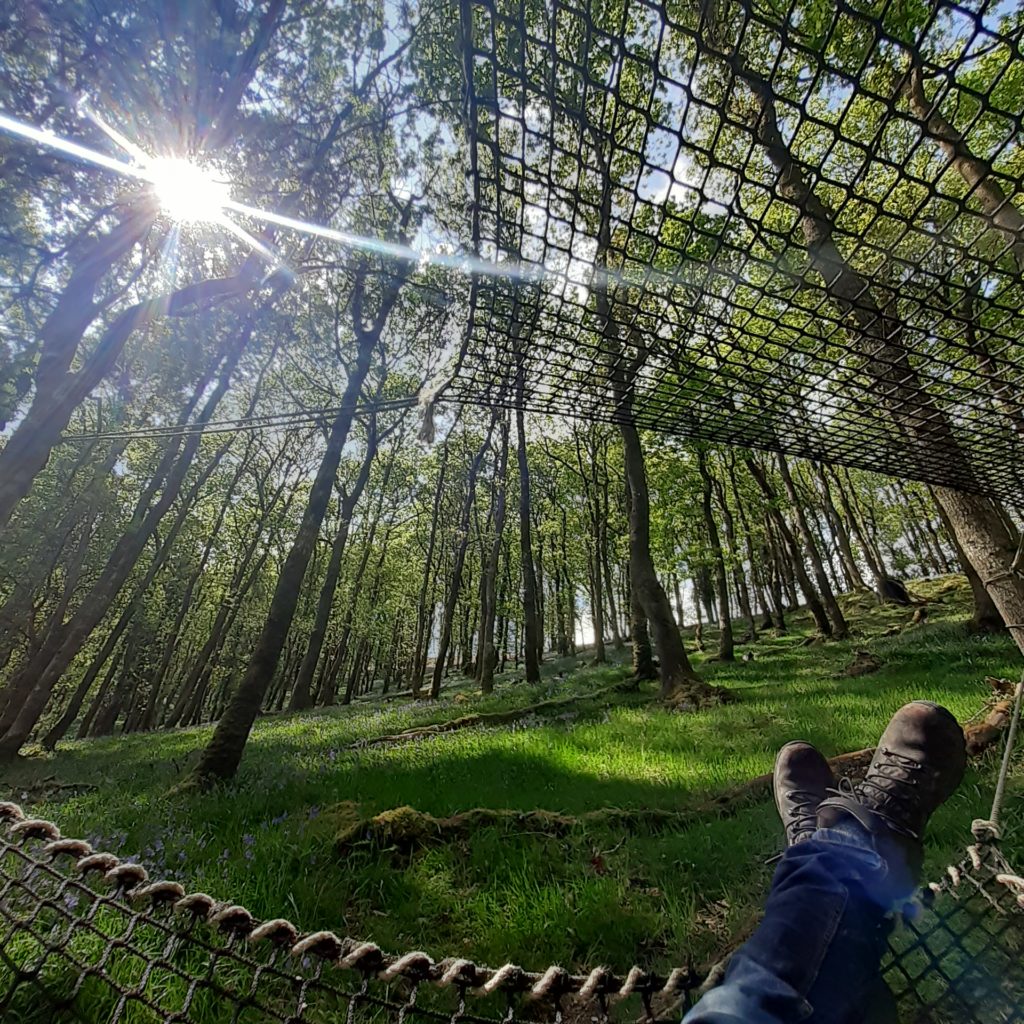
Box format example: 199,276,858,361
1,804,1022,1024
448,0,1024,500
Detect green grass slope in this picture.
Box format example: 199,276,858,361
2,574,1021,977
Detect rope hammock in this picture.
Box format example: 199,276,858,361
1,682,1021,1023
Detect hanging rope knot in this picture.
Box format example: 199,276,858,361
290,930,344,961
578,966,613,1000
172,892,217,918
439,957,480,988
132,881,186,907
971,818,1002,843
615,965,649,998
342,941,386,973
379,950,435,983
530,965,570,1000
478,962,526,995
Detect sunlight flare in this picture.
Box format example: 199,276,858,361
146,156,231,225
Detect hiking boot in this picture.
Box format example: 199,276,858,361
818,701,966,878
773,741,834,846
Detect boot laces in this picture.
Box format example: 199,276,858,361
785,787,821,837
825,752,923,838
860,748,923,815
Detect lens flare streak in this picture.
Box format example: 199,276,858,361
0,105,606,292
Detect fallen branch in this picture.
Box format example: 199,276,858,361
338,710,1013,854
347,680,636,750
964,697,1017,757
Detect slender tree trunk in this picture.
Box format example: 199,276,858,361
600,486,623,648
830,467,885,583
189,262,407,786
777,455,849,638
431,420,494,698
624,476,656,680
711,471,756,641
697,451,735,660
289,425,380,711
412,426,455,693
75,645,126,740
479,415,509,693
814,463,867,590
516,408,542,683
746,457,833,637
620,423,711,700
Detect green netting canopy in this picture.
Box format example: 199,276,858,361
449,0,1024,500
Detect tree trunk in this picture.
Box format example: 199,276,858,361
928,487,1005,633
711,469,756,641
624,476,656,680
777,455,849,638
814,463,867,590
697,451,735,660
516,408,542,683
0,322,254,759
932,489,1021,649
479,414,509,693
742,62,1024,654
289,424,379,711
189,263,406,786
431,420,495,698
0,270,247,534
746,457,833,637
412,424,456,694
620,422,710,701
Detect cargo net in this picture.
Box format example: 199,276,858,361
451,0,1024,500
1,804,1023,1024
883,827,1024,1024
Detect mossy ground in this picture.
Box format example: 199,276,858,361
2,574,1021,979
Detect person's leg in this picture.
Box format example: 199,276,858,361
683,702,965,1024
683,820,891,1023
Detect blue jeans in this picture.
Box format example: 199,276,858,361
683,823,900,1024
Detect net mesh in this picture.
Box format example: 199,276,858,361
451,0,1024,500
1,804,1022,1024
883,836,1024,1023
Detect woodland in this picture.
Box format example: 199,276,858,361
0,0,1023,1011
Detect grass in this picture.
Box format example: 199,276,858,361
1,574,1022,1002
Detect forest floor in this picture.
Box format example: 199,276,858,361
2,574,1022,979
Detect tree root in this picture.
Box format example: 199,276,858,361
347,680,638,751
660,681,735,712
337,708,1013,854
337,804,737,853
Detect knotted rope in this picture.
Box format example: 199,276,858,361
0,800,698,1007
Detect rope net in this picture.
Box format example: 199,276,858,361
1,803,1022,1024
451,0,1024,500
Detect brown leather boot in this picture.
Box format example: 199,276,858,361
773,740,834,846
817,701,966,882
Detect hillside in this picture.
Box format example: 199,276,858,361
2,574,1020,979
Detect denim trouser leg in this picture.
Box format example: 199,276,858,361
682,823,898,1024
